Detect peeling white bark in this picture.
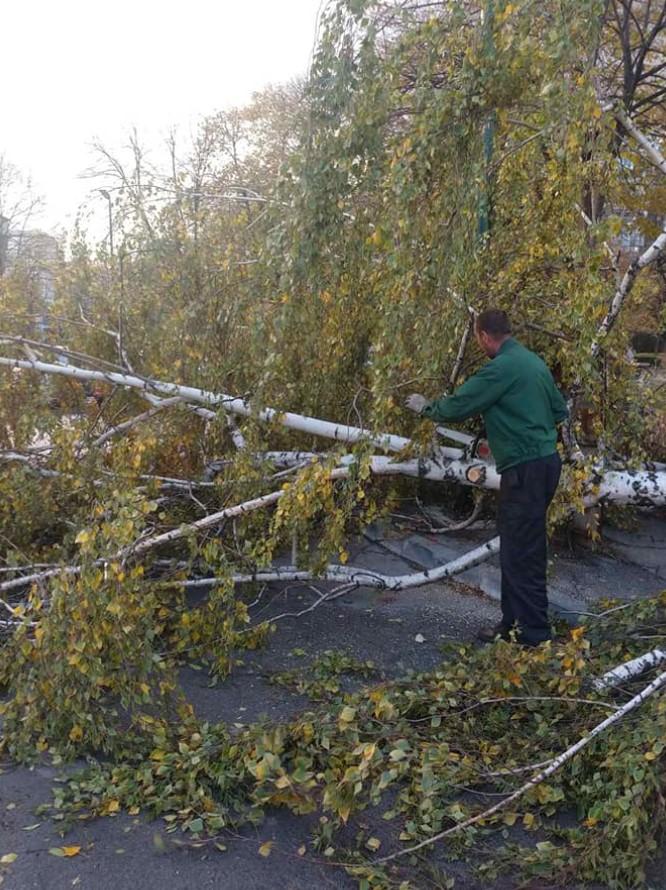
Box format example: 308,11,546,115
593,647,666,691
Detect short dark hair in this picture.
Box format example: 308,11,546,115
476,309,511,338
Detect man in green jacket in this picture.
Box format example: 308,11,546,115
406,309,568,646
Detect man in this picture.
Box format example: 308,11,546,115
405,309,568,646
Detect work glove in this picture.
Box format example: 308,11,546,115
405,393,428,414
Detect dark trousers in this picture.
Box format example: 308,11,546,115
498,453,562,644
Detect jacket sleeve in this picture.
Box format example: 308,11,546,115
421,359,512,423
549,382,569,424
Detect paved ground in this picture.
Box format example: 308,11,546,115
1,517,665,890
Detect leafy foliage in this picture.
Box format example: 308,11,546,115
29,597,666,889
269,648,378,701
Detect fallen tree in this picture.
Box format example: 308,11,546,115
3,352,666,506
1,3,666,888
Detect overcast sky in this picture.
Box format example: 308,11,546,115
3,0,324,233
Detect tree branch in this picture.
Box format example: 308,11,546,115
376,666,666,864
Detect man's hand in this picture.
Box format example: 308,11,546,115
405,393,428,414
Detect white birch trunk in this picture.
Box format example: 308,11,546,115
593,647,666,691
2,355,666,505
182,536,501,592
0,357,412,453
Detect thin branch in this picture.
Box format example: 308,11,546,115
614,105,666,174
92,397,184,447
448,313,475,391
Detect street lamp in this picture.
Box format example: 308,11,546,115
99,189,114,256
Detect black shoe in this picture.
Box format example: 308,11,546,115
517,635,551,648
477,622,511,643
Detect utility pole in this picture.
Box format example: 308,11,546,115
0,215,8,276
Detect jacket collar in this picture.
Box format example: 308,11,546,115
497,337,516,355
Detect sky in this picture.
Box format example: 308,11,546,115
2,0,324,234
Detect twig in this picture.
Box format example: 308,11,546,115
93,397,184,447
448,311,475,391
408,695,619,722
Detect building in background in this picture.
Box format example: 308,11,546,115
4,228,60,305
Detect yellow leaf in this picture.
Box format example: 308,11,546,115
258,841,273,858
644,750,657,761
75,530,90,545
69,725,83,742
362,743,376,760
0,854,17,864
62,846,81,858
523,812,536,829
571,626,586,641
274,775,291,789
366,837,381,852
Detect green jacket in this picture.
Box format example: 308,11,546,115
422,338,568,473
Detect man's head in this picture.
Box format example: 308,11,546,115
475,309,512,357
